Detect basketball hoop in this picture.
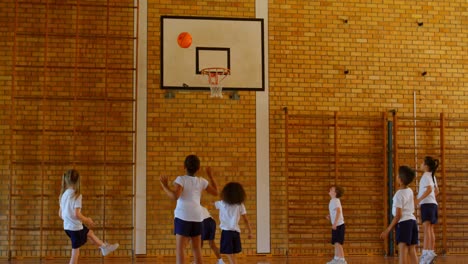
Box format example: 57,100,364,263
201,67,230,98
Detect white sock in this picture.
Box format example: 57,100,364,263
334,256,339,260
422,249,428,255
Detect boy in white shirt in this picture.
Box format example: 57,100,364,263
381,165,418,264
326,185,346,264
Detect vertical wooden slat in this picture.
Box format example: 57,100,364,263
40,0,50,260
392,112,398,256
102,0,110,251
383,112,388,255
132,0,139,259
283,107,289,255
8,0,19,260
440,113,447,254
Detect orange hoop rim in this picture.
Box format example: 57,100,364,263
200,67,230,76
201,67,230,86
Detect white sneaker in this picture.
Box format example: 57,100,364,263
216,259,225,264
426,252,437,264
419,252,428,264
326,259,338,264
100,242,119,256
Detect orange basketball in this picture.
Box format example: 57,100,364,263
177,32,192,48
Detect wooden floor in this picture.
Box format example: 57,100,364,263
1,255,467,264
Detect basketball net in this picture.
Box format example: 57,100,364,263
209,84,223,98
201,68,230,98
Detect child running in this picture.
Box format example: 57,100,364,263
160,155,219,264
215,182,252,264
381,165,418,264
59,169,119,264
326,185,347,264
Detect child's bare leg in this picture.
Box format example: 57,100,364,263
408,245,418,264
69,248,79,264
430,224,436,251
226,254,236,264
398,243,408,264
191,235,203,264
87,230,104,247
334,242,344,258
176,234,189,264
422,221,431,250
208,240,222,259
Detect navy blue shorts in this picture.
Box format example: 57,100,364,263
65,225,89,249
420,204,438,224
174,218,202,237
201,217,216,241
396,219,418,246
220,230,242,254
331,224,345,245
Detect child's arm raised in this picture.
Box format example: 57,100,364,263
160,175,183,200
380,207,401,239
204,167,219,196
242,214,253,239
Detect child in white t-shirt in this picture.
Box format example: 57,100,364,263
326,185,346,264
381,165,418,264
215,182,252,264
59,169,119,264
415,156,440,264
160,155,219,264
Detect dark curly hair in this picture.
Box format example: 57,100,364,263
399,165,416,186
184,155,200,175
221,182,246,205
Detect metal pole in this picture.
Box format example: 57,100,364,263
334,111,338,184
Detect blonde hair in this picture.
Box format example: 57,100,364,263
59,169,81,200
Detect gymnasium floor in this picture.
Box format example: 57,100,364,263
1,255,467,264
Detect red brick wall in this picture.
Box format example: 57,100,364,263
1,0,467,259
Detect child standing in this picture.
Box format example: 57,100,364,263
200,205,224,264
160,155,219,264
415,156,439,264
59,169,119,264
215,182,252,264
381,165,418,264
326,185,347,264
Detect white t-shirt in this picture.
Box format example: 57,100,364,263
392,188,416,222
418,172,438,205
173,175,209,222
328,198,344,226
215,201,246,233
60,189,83,231
201,206,211,220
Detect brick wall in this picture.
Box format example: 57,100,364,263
1,0,135,258
1,0,467,259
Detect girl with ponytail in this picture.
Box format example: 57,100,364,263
416,156,440,264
